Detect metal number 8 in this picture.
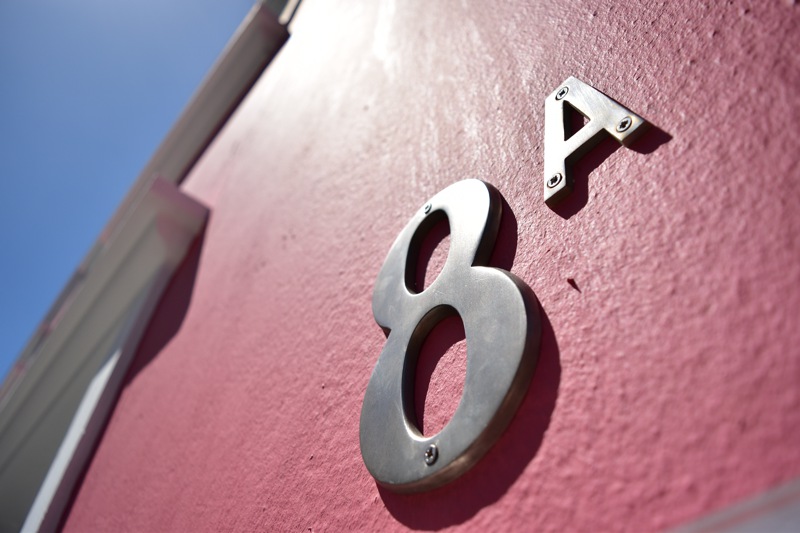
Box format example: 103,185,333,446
360,179,541,492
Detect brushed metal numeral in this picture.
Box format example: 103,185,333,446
360,179,540,493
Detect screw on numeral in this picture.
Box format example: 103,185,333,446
555,86,569,100
547,173,563,189
616,116,632,132
424,444,438,465
423,203,432,214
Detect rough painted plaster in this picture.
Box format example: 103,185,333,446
64,0,800,531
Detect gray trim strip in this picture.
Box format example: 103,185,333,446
671,478,800,533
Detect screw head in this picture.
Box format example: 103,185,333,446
424,444,438,465
555,86,569,100
423,203,432,214
547,173,563,189
616,116,632,132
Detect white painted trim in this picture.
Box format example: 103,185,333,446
0,2,295,529
0,179,207,532
22,347,124,533
22,259,178,533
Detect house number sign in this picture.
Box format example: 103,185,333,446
360,78,649,492
544,76,649,205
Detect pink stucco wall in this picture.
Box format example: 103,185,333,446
64,0,800,531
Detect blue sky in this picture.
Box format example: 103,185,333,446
0,0,256,381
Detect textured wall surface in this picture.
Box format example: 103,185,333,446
64,0,800,531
